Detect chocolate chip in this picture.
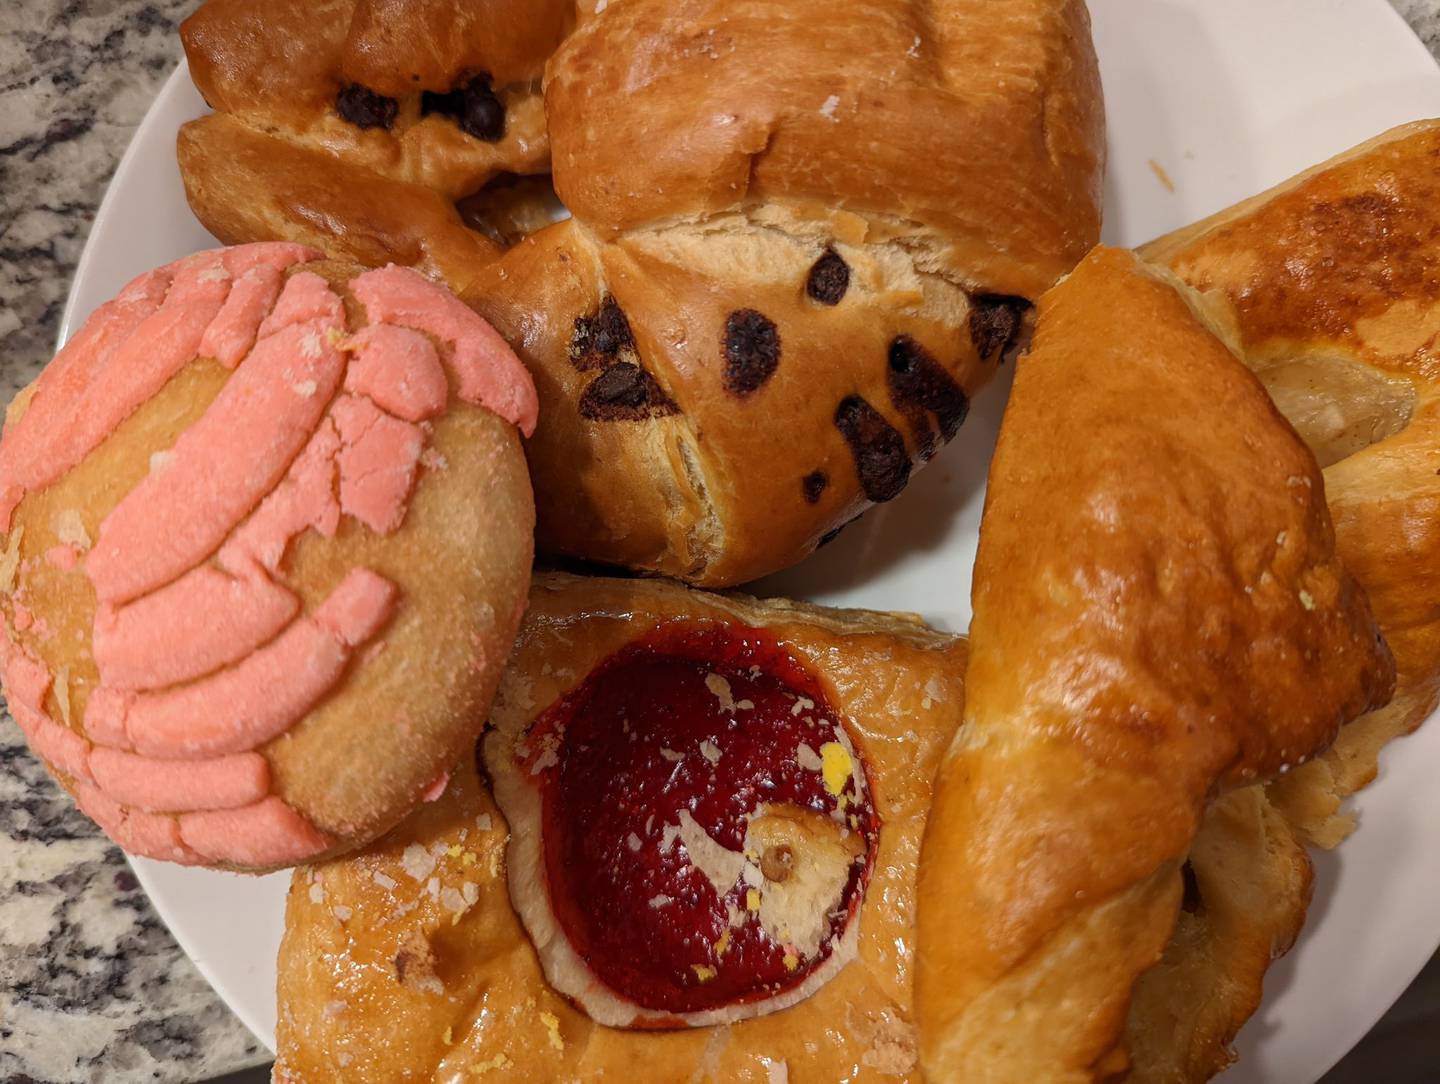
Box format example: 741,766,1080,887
806,248,850,305
886,335,969,457
336,84,398,130
1180,862,1204,914
834,395,910,503
969,294,1031,363
723,309,781,396
579,363,678,421
570,296,637,371
802,470,828,503
818,513,862,548
422,74,505,141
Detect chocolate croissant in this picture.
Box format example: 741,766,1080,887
915,247,1394,1081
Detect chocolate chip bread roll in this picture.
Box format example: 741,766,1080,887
178,0,573,294
178,0,1106,586
465,0,1105,585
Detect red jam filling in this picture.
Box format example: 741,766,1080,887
522,622,878,1016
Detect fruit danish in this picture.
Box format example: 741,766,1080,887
915,247,1394,1081
0,243,536,872
274,572,967,1081
177,0,1106,586
1143,119,1440,847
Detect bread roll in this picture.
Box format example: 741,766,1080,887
178,0,572,291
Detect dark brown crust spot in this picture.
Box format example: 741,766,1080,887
806,248,850,305
570,296,638,371
802,470,828,503
421,74,505,141
723,309,781,396
760,844,795,883
392,929,439,989
886,335,969,458
336,84,398,130
834,395,910,503
969,294,1031,363
579,363,678,421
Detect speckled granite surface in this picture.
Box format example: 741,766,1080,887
0,2,1438,1082
1,6,268,1082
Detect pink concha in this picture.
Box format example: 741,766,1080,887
74,783,205,866
86,319,348,605
199,263,285,369
11,702,93,785
93,566,300,691
3,242,530,870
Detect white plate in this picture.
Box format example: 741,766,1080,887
54,2,1440,1078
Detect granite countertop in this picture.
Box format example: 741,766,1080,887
2,2,1440,1082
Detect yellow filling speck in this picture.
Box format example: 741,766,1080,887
746,888,761,912
462,851,478,868
470,1053,513,1074
783,953,800,972
540,1010,564,1051
443,1025,454,1045
447,844,464,859
820,741,852,797
715,929,731,958
692,964,718,983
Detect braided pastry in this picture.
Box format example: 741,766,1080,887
915,246,1394,1081
177,0,1105,585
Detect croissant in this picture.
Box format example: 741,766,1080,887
915,246,1394,1081
1143,118,1440,847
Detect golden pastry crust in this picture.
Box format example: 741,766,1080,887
1,257,534,872
177,0,1105,585
1142,119,1440,846
274,571,967,1082
914,247,1393,1082
1123,788,1312,1083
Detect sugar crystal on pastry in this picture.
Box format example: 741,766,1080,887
0,242,536,873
